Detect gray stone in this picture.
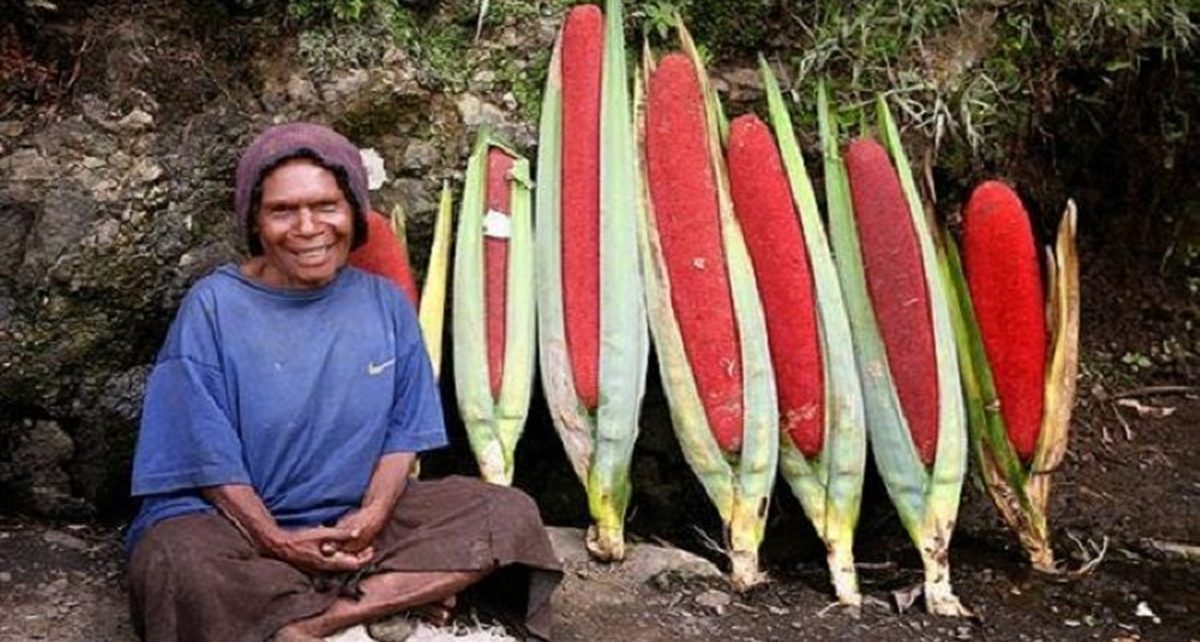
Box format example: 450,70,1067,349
109,150,132,170
19,421,74,468
116,109,154,132
537,18,559,44
719,67,762,102
133,159,164,184
547,527,722,586
90,219,121,248
6,148,54,182
499,27,521,48
0,121,26,138
42,530,89,552
366,615,415,642
0,420,87,517
0,195,35,274
97,366,151,423
456,93,506,129
22,186,99,270
331,69,371,98
695,589,732,612
286,74,318,104
390,179,436,218
402,142,440,170
89,178,122,202
381,46,408,66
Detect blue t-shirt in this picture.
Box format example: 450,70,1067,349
125,264,447,551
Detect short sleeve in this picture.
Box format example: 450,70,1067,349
383,303,448,454
130,291,251,496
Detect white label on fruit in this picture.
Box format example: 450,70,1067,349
483,210,512,239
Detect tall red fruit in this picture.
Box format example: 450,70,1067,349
348,210,419,305
560,5,603,411
726,115,824,457
645,53,744,453
484,148,515,400
843,138,939,465
962,180,1046,461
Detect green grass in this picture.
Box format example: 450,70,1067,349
388,8,474,90
766,0,1196,170
275,0,1197,182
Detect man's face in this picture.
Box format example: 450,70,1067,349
254,158,354,289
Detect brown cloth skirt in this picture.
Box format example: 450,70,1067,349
128,476,563,642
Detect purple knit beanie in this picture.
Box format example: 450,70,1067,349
234,122,371,255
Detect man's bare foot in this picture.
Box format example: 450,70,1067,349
367,595,457,642
414,594,457,626
280,570,486,639
270,624,323,642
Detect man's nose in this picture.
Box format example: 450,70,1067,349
296,208,320,235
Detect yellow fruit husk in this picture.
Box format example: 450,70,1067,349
418,182,454,379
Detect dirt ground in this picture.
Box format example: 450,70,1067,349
1,255,1198,642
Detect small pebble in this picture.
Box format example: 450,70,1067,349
695,589,732,610
43,530,89,551
367,615,415,642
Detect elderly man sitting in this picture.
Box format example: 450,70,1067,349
125,123,561,642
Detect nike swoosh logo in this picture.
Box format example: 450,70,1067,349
367,359,396,376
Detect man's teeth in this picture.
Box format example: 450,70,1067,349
297,246,328,258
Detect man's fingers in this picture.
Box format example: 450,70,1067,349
309,526,357,541
321,552,368,572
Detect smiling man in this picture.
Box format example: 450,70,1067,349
247,156,354,288
125,123,561,642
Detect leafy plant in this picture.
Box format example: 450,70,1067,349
634,1,680,41
288,0,375,22
1121,351,1153,372
779,0,1197,169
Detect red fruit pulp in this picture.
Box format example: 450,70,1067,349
726,114,825,457
348,210,419,305
645,53,744,453
485,148,515,400
844,138,939,466
962,180,1046,461
560,5,603,411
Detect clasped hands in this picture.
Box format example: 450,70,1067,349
264,505,388,573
